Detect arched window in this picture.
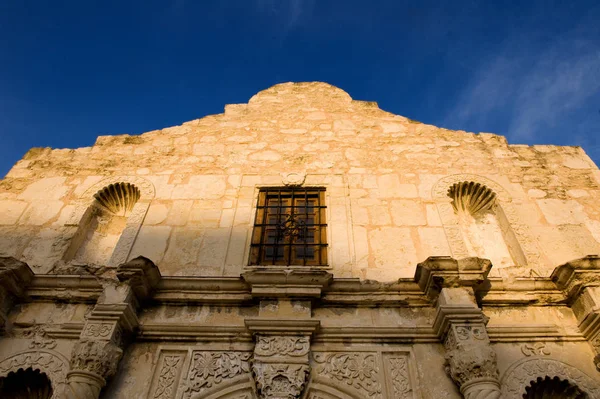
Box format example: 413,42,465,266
65,182,141,266
523,376,587,399
0,368,53,398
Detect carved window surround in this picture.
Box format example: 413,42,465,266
62,176,155,267
432,174,541,271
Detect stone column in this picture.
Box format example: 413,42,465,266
0,257,34,332
242,269,331,399
67,256,161,399
552,255,600,371
416,257,501,399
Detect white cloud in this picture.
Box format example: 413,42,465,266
443,23,600,151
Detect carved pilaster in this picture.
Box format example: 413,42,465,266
0,257,34,332
443,324,501,399
552,255,600,371
420,256,501,399
251,335,311,399
67,256,161,398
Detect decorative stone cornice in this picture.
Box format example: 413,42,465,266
551,255,600,371
415,256,492,300
242,269,332,299
551,255,600,302
0,257,35,299
245,319,320,336
116,256,161,303
0,257,34,331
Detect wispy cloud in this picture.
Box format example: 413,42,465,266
255,0,315,38
443,16,600,160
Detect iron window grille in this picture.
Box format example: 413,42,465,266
249,187,327,266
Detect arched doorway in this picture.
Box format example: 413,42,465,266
523,376,587,398
0,367,53,398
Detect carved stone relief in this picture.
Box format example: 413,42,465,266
182,351,252,399
252,335,311,399
432,174,540,270
501,358,600,399
312,352,382,399
151,352,186,399
383,353,414,399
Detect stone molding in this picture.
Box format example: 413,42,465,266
551,255,600,302
500,357,600,399
242,269,333,299
0,349,69,399
415,256,492,300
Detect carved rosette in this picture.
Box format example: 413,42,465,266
443,324,501,399
252,335,311,399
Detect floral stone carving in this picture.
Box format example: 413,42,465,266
69,340,123,379
444,324,501,399
312,352,382,399
255,336,310,358
183,351,252,399
253,363,309,399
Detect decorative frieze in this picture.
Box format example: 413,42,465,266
312,352,382,399
183,351,252,398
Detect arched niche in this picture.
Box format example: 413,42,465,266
500,357,600,399
0,350,69,399
63,176,155,267
432,174,540,271
0,367,53,398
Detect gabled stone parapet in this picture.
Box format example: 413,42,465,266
0,257,34,332
552,255,600,371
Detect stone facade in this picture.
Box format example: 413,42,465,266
0,82,599,397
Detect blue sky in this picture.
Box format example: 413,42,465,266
1,0,599,177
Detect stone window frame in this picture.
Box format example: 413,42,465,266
63,176,155,267
241,173,349,271
248,187,328,267
431,174,540,269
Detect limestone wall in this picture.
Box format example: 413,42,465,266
1,82,599,280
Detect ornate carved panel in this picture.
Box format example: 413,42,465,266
382,353,415,399
148,350,186,399
312,352,382,399
182,351,252,399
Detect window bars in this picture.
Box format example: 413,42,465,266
249,187,327,266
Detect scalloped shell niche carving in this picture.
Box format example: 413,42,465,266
447,181,525,269
70,182,142,266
